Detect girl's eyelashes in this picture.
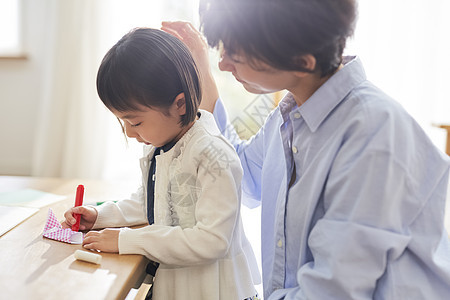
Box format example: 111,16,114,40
131,122,142,127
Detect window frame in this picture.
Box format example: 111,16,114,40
0,0,26,59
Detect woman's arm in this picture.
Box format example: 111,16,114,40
162,21,266,205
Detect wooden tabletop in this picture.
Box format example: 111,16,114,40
0,176,149,300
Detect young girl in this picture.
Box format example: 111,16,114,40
61,28,260,300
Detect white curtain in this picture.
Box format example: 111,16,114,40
32,0,111,179
31,0,199,180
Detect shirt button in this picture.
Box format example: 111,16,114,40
277,239,283,248
292,146,298,153
294,112,301,119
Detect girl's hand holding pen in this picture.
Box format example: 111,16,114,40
61,206,98,231
61,205,119,252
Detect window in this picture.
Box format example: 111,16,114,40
0,0,22,57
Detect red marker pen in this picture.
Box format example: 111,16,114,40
72,185,84,232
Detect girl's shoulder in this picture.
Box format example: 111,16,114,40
179,111,240,166
196,109,222,136
192,110,238,152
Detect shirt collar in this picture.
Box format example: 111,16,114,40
160,139,177,152
151,111,205,157
299,56,366,132
279,93,297,123
153,137,177,157
279,56,366,132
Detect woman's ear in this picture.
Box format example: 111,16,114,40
173,92,186,115
293,54,317,77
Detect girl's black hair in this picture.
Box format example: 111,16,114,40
97,28,201,126
200,0,357,77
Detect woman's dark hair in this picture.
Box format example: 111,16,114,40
200,0,357,77
97,28,201,127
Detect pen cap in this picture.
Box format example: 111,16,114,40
75,185,84,206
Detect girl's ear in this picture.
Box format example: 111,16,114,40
173,93,186,115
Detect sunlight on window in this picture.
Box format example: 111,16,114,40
0,0,21,55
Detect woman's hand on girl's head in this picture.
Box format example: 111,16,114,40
161,21,219,112
82,228,120,253
161,21,209,69
61,205,98,231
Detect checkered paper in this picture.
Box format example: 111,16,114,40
42,208,83,244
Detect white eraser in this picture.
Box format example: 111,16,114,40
74,249,102,264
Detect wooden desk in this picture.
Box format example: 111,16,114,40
0,176,149,300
